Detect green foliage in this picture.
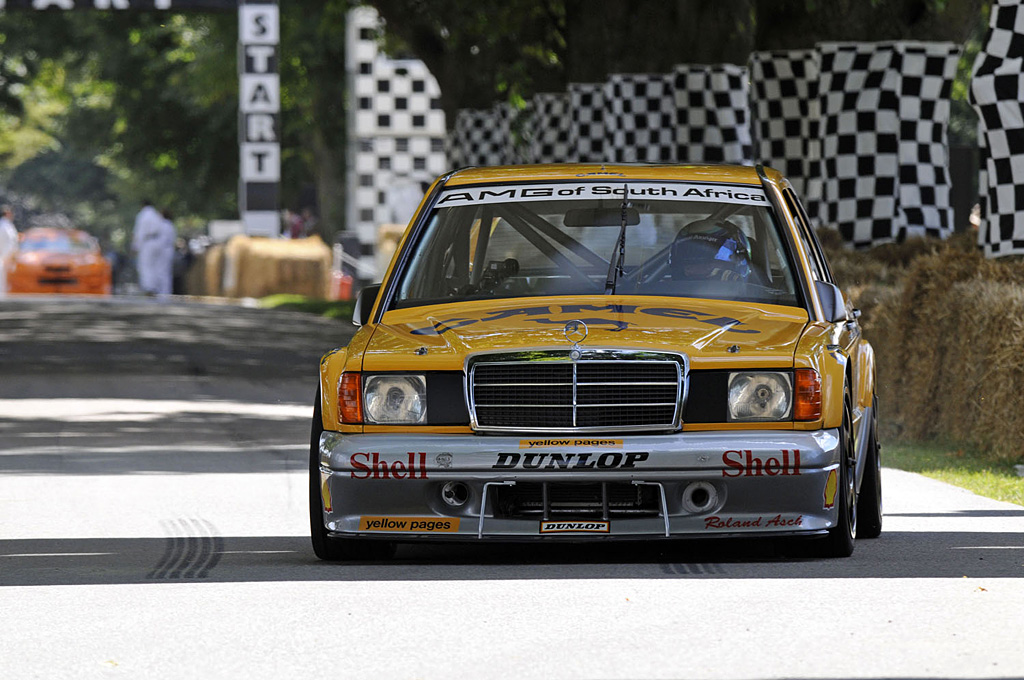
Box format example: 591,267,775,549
372,0,567,110
949,6,989,147
885,442,1024,507
259,293,355,320
0,11,238,243
0,2,353,246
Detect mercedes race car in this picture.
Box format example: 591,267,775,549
310,163,882,560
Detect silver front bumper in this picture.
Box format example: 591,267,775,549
318,429,841,540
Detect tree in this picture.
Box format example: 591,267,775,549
370,0,988,127
371,0,566,123
0,2,355,244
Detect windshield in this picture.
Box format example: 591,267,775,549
392,181,800,309
20,231,99,255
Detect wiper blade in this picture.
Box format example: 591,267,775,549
604,185,629,294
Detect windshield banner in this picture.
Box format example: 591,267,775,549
434,182,768,208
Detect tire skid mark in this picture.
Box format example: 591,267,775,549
660,562,726,576
196,519,224,579
146,519,179,579
184,519,212,579
169,519,197,579
148,518,222,579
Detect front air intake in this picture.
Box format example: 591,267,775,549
467,350,687,433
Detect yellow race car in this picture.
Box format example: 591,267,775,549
311,163,880,560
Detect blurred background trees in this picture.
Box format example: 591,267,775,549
0,0,990,248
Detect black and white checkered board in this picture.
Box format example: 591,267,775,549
894,42,961,241
674,64,753,164
527,92,574,164
569,82,606,162
447,105,514,169
818,42,904,248
604,73,677,163
347,6,447,281
970,0,1024,257
748,50,822,223
977,124,990,249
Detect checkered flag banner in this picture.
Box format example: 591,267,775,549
526,92,574,164
347,6,447,282
818,42,905,248
569,82,606,162
441,41,959,251
970,0,1024,257
978,122,989,237
604,73,678,163
748,50,823,224
894,42,961,241
447,105,514,168
674,64,753,164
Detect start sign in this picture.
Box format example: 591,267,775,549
234,0,276,237
238,0,280,237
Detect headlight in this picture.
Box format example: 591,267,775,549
364,375,427,424
728,372,792,421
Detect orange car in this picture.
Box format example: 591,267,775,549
7,227,112,295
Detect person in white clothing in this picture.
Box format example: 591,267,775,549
132,200,165,295
153,210,177,296
0,205,19,297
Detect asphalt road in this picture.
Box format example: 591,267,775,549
1,296,1023,679
0,295,353,378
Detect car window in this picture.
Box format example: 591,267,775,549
20,232,98,255
782,189,829,283
393,181,802,309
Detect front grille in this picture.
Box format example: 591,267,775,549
470,355,683,432
493,482,660,519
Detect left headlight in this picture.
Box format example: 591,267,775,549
364,375,427,424
727,372,792,421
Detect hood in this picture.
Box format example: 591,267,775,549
363,295,810,371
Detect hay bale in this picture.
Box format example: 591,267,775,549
940,280,1024,461
886,247,986,441
861,243,1024,462
376,223,406,278
221,235,331,299
203,244,225,297
184,247,220,296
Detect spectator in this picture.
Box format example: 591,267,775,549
172,237,193,295
0,205,18,297
153,210,177,297
131,200,164,295
286,209,305,239
300,207,319,239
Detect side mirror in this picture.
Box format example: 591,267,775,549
814,280,848,323
352,284,381,326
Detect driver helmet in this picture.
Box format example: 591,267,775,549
669,219,753,282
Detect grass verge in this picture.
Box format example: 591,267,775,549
259,294,355,320
883,441,1024,507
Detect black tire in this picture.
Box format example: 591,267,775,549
817,390,857,558
309,387,395,562
857,395,883,539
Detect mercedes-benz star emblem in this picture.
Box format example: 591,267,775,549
564,320,588,345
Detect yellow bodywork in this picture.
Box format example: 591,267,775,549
319,164,875,435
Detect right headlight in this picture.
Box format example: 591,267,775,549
727,372,792,421
363,374,427,424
